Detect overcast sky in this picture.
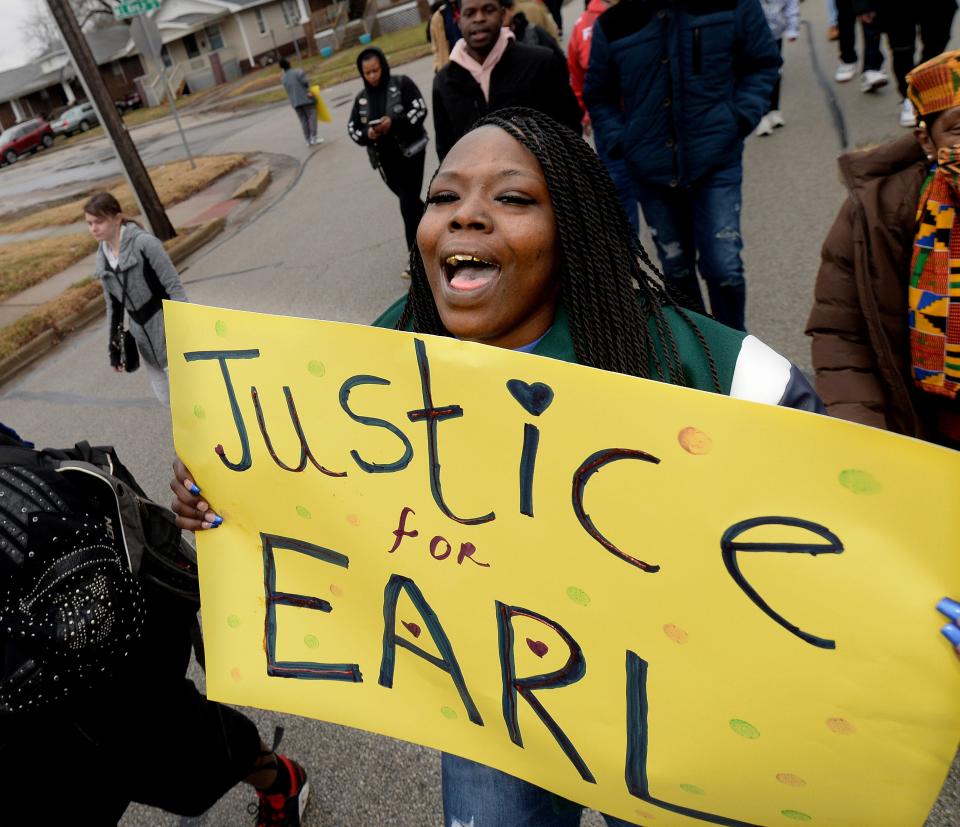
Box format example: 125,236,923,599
0,0,50,72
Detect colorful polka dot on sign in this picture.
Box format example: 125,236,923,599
308,360,326,377
215,320,227,337
677,426,712,455
680,784,705,796
227,614,241,629
838,468,881,495
566,586,591,606
776,773,807,788
440,706,458,720
825,717,857,735
330,584,344,597
230,667,243,681
780,810,812,822
346,513,360,527
304,634,320,649
662,623,688,644
193,404,205,419
296,505,311,519
729,719,760,739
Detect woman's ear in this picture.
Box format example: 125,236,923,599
915,123,937,161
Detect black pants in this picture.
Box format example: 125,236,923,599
380,149,426,253
2,589,262,823
837,0,884,70
769,39,783,112
545,0,563,33
880,1,958,97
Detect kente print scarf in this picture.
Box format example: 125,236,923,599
910,145,960,399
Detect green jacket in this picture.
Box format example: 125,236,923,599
373,297,822,409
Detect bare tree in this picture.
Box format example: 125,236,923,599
21,0,119,58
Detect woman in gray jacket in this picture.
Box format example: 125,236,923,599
84,192,188,405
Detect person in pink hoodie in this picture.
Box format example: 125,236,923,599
568,0,639,232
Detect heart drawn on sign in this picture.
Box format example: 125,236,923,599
526,638,549,657
401,621,422,638
506,380,555,416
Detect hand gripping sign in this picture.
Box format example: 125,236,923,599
167,302,960,827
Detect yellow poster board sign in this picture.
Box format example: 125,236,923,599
167,302,960,827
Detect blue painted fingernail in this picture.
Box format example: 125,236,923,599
940,624,960,646
210,515,223,528
937,597,960,621
188,482,201,496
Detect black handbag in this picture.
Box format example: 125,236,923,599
114,270,140,373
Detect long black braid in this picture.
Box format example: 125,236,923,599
396,107,720,392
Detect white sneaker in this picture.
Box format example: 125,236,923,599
767,109,785,128
754,114,773,136
860,69,889,93
835,62,857,82
900,98,916,127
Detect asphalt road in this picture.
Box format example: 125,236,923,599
1,2,957,825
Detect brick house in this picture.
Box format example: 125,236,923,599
0,26,144,132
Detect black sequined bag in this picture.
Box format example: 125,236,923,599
0,441,199,714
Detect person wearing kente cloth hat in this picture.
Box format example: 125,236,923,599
806,49,960,448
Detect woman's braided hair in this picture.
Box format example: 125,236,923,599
396,107,719,391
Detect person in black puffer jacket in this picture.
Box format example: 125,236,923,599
432,0,582,161
348,48,429,262
584,0,781,331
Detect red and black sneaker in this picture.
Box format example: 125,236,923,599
251,754,310,826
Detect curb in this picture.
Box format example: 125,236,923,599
0,218,226,389
231,168,271,199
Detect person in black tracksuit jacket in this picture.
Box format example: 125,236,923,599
432,0,582,161
348,47,429,253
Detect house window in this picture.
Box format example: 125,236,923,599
281,0,301,26
183,33,200,59
111,60,125,77
255,9,267,34
205,24,224,50
161,45,173,68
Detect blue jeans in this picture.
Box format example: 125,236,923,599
634,159,747,330
441,753,641,827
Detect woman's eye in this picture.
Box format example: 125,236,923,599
426,192,458,205
498,194,536,206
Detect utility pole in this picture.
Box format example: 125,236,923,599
45,0,176,240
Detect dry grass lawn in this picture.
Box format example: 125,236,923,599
0,154,248,234
221,24,431,108
0,279,102,362
0,233,98,302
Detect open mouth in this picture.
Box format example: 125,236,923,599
443,254,501,293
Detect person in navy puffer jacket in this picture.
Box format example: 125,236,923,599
584,0,781,331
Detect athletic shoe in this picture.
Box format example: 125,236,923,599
835,62,857,82
767,110,785,128
900,98,917,128
754,114,773,137
251,755,310,826
860,69,889,93
827,25,839,41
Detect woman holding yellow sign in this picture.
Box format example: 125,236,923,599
170,107,836,825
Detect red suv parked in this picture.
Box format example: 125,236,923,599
0,118,55,166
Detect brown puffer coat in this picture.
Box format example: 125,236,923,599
805,135,959,443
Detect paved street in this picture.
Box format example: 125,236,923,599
0,2,957,824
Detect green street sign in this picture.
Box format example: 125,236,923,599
113,0,161,20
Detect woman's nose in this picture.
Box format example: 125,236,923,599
448,194,491,233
